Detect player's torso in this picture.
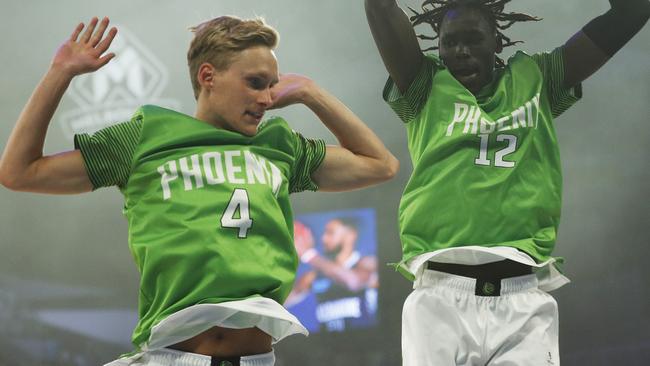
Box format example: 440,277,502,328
401,53,562,259
121,107,299,323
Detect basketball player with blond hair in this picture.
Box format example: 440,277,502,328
0,15,398,366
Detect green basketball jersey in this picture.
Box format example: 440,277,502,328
75,105,325,347
384,49,582,276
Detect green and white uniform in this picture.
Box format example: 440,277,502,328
385,49,581,290
385,49,581,366
75,105,326,352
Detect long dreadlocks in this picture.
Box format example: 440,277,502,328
409,0,541,67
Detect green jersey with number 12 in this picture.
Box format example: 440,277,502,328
384,50,581,278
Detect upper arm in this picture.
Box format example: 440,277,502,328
365,0,424,93
311,145,397,192
561,31,610,89
2,118,141,194
531,49,583,118
1,150,94,194
73,118,142,190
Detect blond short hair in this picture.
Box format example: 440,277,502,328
187,16,279,99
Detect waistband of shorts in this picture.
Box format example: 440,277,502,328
144,348,275,366
415,268,538,295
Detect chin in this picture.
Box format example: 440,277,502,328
227,120,259,137
462,79,484,94
239,127,259,137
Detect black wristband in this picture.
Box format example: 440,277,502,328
582,0,650,56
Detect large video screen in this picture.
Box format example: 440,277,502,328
286,208,379,333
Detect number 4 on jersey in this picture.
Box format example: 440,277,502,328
221,189,253,238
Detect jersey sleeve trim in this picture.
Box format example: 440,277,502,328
74,117,143,190
289,132,326,193
382,55,437,124
531,48,583,118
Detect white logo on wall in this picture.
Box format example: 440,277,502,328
59,26,182,139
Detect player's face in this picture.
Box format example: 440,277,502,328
439,8,498,94
207,46,279,136
322,220,346,252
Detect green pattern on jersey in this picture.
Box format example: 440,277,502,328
75,105,325,347
74,118,143,188
384,50,581,279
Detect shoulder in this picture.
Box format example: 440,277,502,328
423,53,443,66
505,50,538,68
135,104,193,123
501,50,547,80
509,49,567,73
254,116,299,152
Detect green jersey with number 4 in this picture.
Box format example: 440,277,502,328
384,49,581,274
75,105,325,347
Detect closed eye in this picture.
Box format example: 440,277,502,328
247,77,266,90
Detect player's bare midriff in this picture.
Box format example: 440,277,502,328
167,326,272,357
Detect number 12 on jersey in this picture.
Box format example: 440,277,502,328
475,134,518,168
221,188,253,238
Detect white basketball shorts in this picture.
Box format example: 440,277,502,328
402,269,559,366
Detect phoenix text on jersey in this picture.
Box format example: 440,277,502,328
157,150,283,200
445,93,541,136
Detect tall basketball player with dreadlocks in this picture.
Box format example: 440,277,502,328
365,0,649,364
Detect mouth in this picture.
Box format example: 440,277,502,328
452,66,480,80
451,66,483,91
244,110,265,122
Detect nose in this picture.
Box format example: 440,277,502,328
257,88,273,108
455,43,470,58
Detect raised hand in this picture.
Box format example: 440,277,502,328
51,17,118,77
270,73,316,109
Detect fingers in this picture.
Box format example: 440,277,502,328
72,17,117,58
97,53,116,68
95,26,118,54
70,22,84,42
90,17,110,47
80,17,99,43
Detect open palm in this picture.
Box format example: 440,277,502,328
52,17,117,76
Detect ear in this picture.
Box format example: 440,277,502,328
197,62,216,92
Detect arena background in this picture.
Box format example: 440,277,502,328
0,0,648,365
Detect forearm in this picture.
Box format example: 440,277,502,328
303,85,396,169
0,66,73,187
583,0,650,56
365,0,423,93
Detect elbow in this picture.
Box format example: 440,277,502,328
0,161,11,189
0,163,28,192
0,172,24,191
386,155,400,180
0,169,19,191
378,154,400,182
